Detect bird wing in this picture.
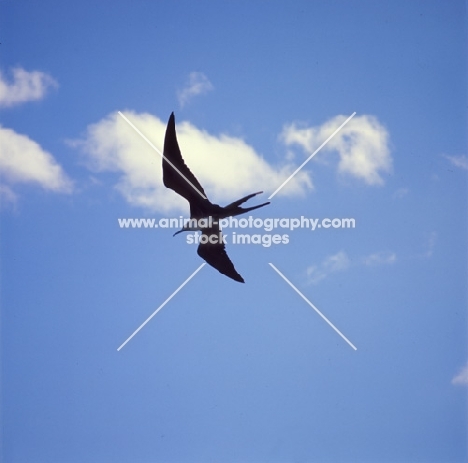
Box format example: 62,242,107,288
197,223,244,283
163,112,207,204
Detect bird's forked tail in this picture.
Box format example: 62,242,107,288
223,191,270,218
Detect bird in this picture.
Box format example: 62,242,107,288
162,112,270,283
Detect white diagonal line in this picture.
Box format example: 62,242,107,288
268,112,356,200
269,263,357,350
117,263,206,351
118,111,207,200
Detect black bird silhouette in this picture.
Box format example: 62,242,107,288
163,112,270,283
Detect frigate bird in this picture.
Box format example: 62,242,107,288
163,112,270,283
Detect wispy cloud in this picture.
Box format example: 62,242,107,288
0,184,17,205
0,125,73,199
281,114,392,186
393,187,409,199
306,249,397,284
362,251,396,266
72,111,312,213
0,67,57,108
177,72,214,108
306,251,350,284
452,362,468,386
443,154,468,171
423,231,437,258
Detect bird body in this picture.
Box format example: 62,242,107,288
162,112,270,283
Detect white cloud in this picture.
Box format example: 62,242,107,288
452,362,468,386
0,67,57,108
393,187,409,199
72,111,312,213
177,72,214,108
0,125,73,194
281,114,392,185
424,231,437,258
306,248,398,284
0,184,17,205
306,251,350,284
443,154,468,171
362,251,396,266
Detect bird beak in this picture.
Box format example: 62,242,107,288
173,229,183,237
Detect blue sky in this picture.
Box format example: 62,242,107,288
1,1,467,462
